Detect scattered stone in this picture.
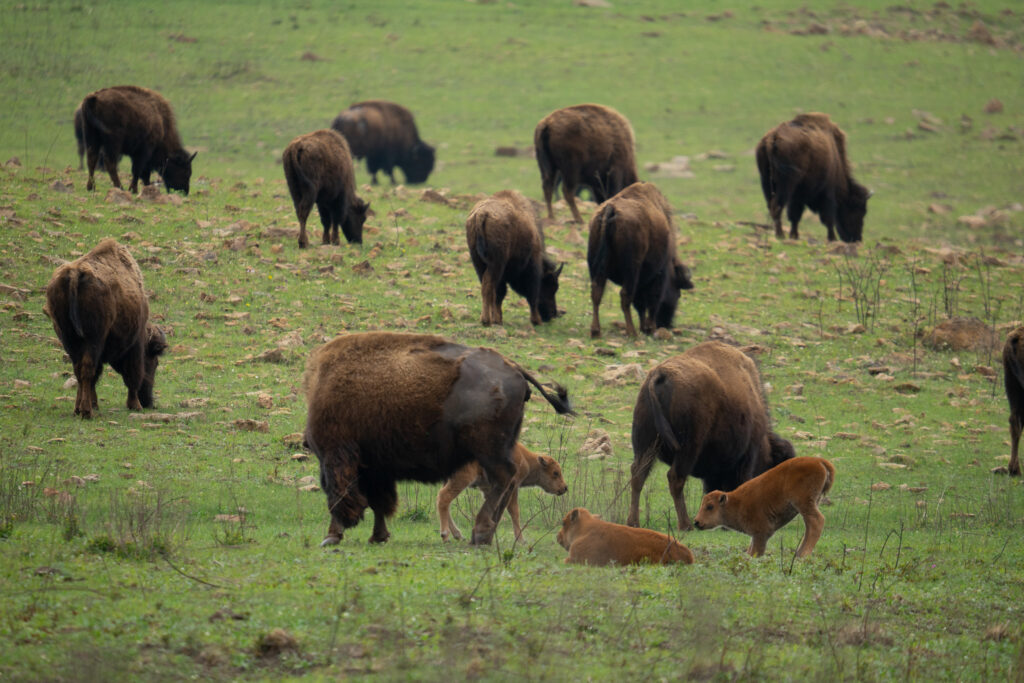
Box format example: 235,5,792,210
984,98,1004,114
233,419,269,433
600,363,645,386
870,482,892,491
579,429,613,459
290,453,309,462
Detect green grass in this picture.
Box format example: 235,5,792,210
2,0,1024,679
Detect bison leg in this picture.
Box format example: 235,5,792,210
769,196,785,239
129,153,151,194
437,472,475,542
747,535,770,557
795,505,825,558
362,472,397,544
818,201,838,242
478,270,501,326
103,152,122,191
493,280,508,326
786,201,805,240
540,171,557,220
1009,413,1022,476
507,487,524,541
667,461,695,531
293,196,314,249
626,448,657,527
316,199,337,245
73,353,100,419
590,276,606,338
619,287,639,338
116,345,146,411
470,472,516,546
321,517,344,547
562,184,584,224
85,147,101,191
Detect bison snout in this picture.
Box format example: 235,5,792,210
557,486,568,496
693,520,705,530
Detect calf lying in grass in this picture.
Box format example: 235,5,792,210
557,507,694,566
437,443,567,541
693,457,835,558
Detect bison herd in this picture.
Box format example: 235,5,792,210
42,85,1023,566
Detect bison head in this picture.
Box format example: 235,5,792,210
139,323,167,409
538,259,563,323
162,150,197,195
401,141,435,184
653,260,693,331
836,180,870,242
314,448,369,536
343,198,371,245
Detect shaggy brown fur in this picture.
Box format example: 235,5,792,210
628,341,795,530
587,182,693,338
557,508,694,566
304,332,573,546
694,457,835,558
437,442,567,542
755,112,869,242
466,190,563,327
331,100,435,185
79,85,196,195
43,239,167,419
282,129,370,249
1004,327,1024,476
534,104,639,223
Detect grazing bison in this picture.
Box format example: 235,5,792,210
437,442,568,542
557,507,694,566
303,332,574,546
1005,326,1024,476
587,182,694,338
694,457,835,558
79,85,196,195
755,112,870,242
331,100,435,185
465,190,563,327
43,239,167,419
534,104,639,223
628,341,795,530
282,129,370,249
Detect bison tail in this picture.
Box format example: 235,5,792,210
755,139,773,203
67,269,86,339
80,95,110,137
820,458,836,497
767,431,796,466
510,360,575,416
472,213,489,265
646,371,681,452
535,123,558,189
587,204,615,277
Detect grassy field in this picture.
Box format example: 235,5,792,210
2,1,1024,680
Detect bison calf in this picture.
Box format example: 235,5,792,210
629,341,795,530
694,457,835,558
331,100,435,185
437,442,567,542
1005,326,1024,476
466,190,563,327
756,112,870,243
283,129,370,249
43,239,167,419
79,85,196,195
557,507,694,566
588,182,693,338
534,104,639,223
304,333,574,547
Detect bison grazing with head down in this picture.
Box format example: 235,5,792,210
1004,326,1024,476
755,112,870,243
627,341,794,530
587,182,694,338
43,239,167,419
331,100,436,185
465,189,563,327
282,129,370,249
534,104,639,223
303,332,574,547
79,85,196,195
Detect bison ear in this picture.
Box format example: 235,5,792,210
569,509,579,523
718,493,727,506
537,455,549,467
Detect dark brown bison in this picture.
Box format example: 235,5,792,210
628,341,794,530
587,182,694,338
303,332,574,546
74,104,85,170
534,104,639,223
79,85,196,195
465,190,563,327
1005,326,1024,476
43,239,167,419
282,129,370,249
331,100,435,185
755,112,870,243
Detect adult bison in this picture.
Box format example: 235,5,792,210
79,85,196,195
282,129,370,248
331,100,435,185
43,239,167,419
627,341,794,530
534,104,639,223
587,182,693,338
755,112,870,242
303,332,574,546
465,189,563,327
1004,326,1024,476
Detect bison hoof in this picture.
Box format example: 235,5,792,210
590,328,601,339
319,535,341,547
369,534,390,544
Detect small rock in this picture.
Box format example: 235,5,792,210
984,98,1004,114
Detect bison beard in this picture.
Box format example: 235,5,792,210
303,333,573,546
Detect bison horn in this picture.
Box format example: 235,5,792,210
867,189,874,199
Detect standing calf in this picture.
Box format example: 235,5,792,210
79,85,196,195
534,104,639,223
557,507,694,566
1005,326,1024,476
694,457,835,558
588,182,693,338
43,239,167,419
282,129,370,248
466,190,562,327
437,442,567,542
